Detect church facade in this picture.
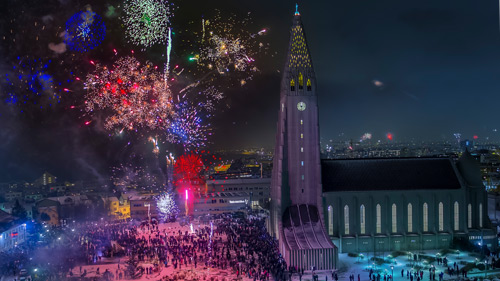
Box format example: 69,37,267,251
321,155,496,253
270,7,496,270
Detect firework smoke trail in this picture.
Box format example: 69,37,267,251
164,28,172,87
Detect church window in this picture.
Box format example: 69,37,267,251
423,203,428,232
479,203,483,228
290,79,295,91
438,202,444,231
298,73,303,90
468,204,472,228
392,204,397,233
376,204,381,234
328,206,333,235
360,205,366,234
408,203,413,233
344,205,349,235
307,79,312,91
454,202,459,231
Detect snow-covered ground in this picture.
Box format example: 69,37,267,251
290,250,500,281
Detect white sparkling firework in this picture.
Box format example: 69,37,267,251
157,193,178,218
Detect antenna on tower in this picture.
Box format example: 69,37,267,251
295,3,300,16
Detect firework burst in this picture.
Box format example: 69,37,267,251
64,10,106,52
122,0,174,48
156,193,179,219
84,56,174,131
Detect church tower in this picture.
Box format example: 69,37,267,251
270,5,337,270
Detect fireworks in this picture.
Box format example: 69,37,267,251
360,133,372,141
156,193,179,219
167,102,210,149
3,57,69,109
84,56,174,131
122,0,174,48
194,12,264,80
174,153,205,183
64,10,106,52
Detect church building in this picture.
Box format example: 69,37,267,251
270,7,496,270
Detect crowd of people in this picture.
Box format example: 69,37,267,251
66,213,287,280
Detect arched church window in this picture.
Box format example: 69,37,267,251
479,203,483,228
423,203,428,232
454,201,459,231
391,204,397,233
344,205,349,235
290,79,295,91
298,73,303,90
468,204,472,228
408,203,413,233
328,206,333,235
438,202,444,231
376,204,381,234
307,79,312,91
360,205,366,234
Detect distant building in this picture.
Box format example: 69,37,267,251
34,172,57,187
3,192,23,202
205,178,271,209
106,196,130,220
192,193,247,216
129,196,157,221
0,210,27,251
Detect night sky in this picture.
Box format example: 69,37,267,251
1,0,500,182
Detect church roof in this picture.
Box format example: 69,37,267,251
456,150,484,187
321,158,462,192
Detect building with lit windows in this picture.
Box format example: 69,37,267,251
0,210,27,251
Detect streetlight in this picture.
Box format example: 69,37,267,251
391,266,394,280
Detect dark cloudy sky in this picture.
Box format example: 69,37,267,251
1,0,500,182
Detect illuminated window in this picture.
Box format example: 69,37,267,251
301,147,303,152
328,206,333,235
301,175,304,180
344,205,349,235
468,204,472,228
479,203,483,228
438,202,444,231
408,203,413,232
360,205,366,234
298,73,303,89
307,79,312,91
423,203,428,232
376,204,381,233
300,119,303,125
301,133,303,139
392,204,397,233
301,161,304,166
290,79,295,91
454,202,459,231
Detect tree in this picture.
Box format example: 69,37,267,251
11,199,27,220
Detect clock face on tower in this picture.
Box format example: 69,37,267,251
297,102,306,111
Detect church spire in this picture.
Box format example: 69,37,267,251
285,6,313,71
